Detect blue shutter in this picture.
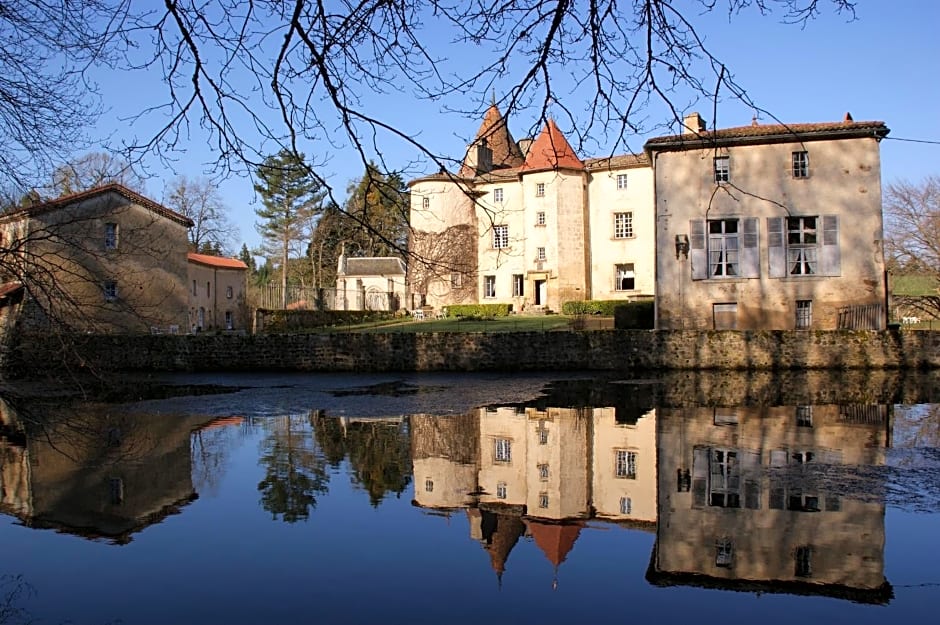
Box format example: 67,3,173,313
767,217,786,278
690,220,707,280
740,218,760,278
821,215,841,276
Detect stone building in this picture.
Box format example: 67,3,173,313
335,254,407,311
187,252,249,332
650,113,890,330
409,103,655,312
0,184,193,333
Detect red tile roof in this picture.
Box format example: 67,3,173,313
522,119,584,172
646,119,889,150
187,252,249,269
0,183,194,228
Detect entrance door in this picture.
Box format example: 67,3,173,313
535,280,547,306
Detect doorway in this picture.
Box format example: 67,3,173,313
534,280,547,306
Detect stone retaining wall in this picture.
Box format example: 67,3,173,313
7,329,940,376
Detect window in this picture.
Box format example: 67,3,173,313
538,464,549,481
493,188,504,203
450,272,462,288
494,438,511,463
206,281,211,297
715,538,733,568
425,479,434,493
537,427,548,445
714,156,730,183
796,300,812,329
484,275,496,298
792,151,809,178
225,311,233,330
536,211,546,226
708,449,740,508
496,482,507,499
422,197,430,209
109,477,124,505
493,224,509,249
104,222,118,250
796,405,813,427
536,182,545,197
512,274,524,297
713,303,738,330
795,546,813,577
537,247,546,262
708,219,739,277
615,263,635,291
769,215,840,277
615,450,637,479
614,212,634,238
616,173,628,190
226,286,233,299
103,280,118,301
538,492,549,508
620,497,632,515
192,280,197,296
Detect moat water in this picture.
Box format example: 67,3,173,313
1,370,938,624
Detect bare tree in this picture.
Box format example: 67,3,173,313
164,175,238,254
884,175,940,318
51,152,147,197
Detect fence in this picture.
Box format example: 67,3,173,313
838,303,884,330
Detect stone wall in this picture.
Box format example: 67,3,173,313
7,329,940,376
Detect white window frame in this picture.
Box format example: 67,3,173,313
616,173,628,190
493,187,504,203
537,247,546,262
786,216,819,275
494,438,511,463
792,151,809,179
512,274,524,297
620,496,632,515
615,263,635,291
451,272,462,288
535,182,545,197
536,211,546,226
796,300,812,329
538,463,549,481
493,224,509,249
496,482,507,499
483,275,496,298
422,197,430,209
768,215,839,278
425,479,434,493
714,156,730,183
708,219,739,277
614,212,634,239
615,449,637,479
538,492,549,508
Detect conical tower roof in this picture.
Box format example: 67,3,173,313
526,520,583,568
459,103,525,177
522,119,584,172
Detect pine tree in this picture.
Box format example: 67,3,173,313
253,150,324,307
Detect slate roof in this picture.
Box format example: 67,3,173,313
0,183,195,228
341,257,406,276
459,103,526,177
645,118,889,151
187,252,249,270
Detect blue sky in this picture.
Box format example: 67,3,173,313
88,1,940,253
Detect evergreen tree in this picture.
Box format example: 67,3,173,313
238,243,257,275
253,150,325,307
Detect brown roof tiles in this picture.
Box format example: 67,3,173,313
459,104,525,177
187,252,249,270
646,119,889,150
522,119,584,172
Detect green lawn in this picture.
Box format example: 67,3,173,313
892,274,938,297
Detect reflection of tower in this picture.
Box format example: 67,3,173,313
526,520,583,590
410,412,480,510
469,508,526,587
650,404,894,604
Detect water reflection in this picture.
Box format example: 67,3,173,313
0,371,930,619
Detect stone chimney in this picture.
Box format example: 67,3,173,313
682,112,707,134
517,137,533,157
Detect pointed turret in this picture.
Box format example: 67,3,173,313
460,103,525,177
521,119,584,172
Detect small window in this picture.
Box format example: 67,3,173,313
615,263,635,291
484,275,496,298
536,211,546,226
206,281,211,298
716,538,733,568
538,492,549,508
103,280,118,301
450,272,462,288
536,182,545,197
714,156,730,183
796,405,813,427
537,427,548,445
615,450,637,479
104,223,119,250
494,438,511,463
795,546,812,577
496,482,507,499
192,280,197,296
537,247,546,262
224,310,233,330
538,464,549,481
620,497,632,515
512,274,524,297
796,300,812,329
614,212,634,239
226,286,233,299
493,224,509,249
792,151,809,178
493,188,504,203
425,479,434,493
422,197,430,209
616,173,628,190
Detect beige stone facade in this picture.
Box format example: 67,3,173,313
651,114,890,330
0,184,193,334
409,105,655,312
187,252,249,332
335,255,407,311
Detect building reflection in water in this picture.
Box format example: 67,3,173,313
649,403,894,603
0,397,242,544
